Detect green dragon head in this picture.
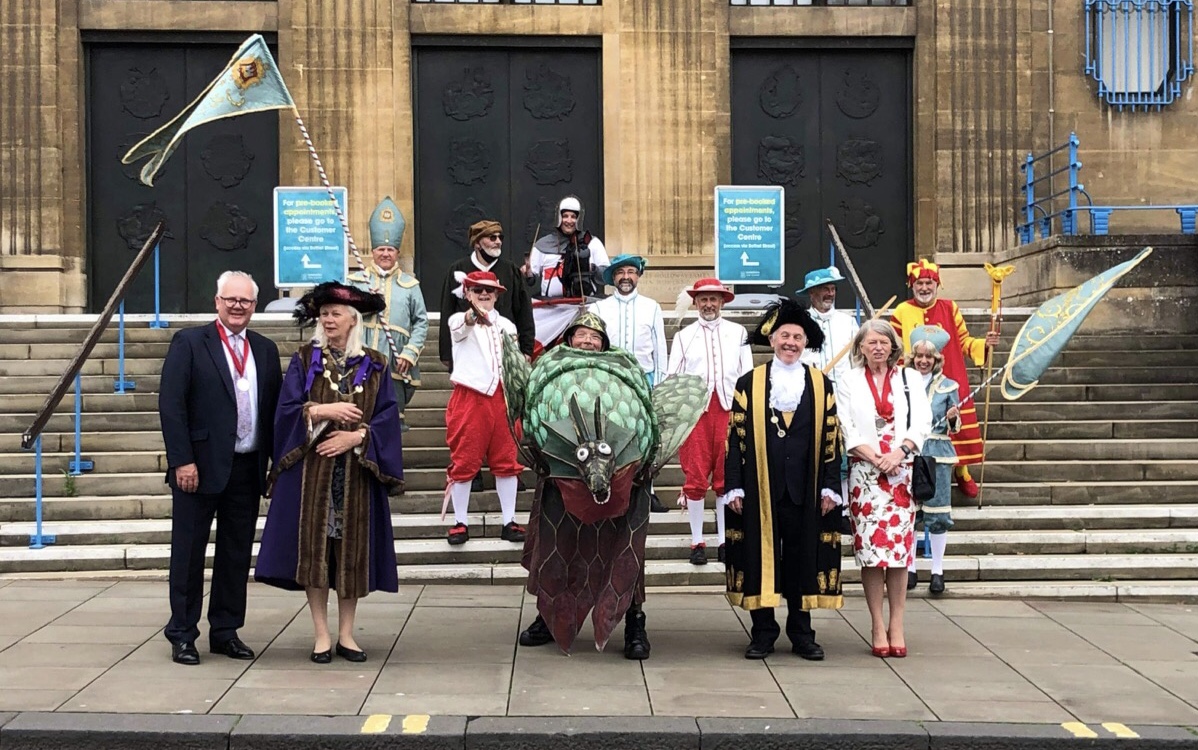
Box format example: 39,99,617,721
567,394,617,504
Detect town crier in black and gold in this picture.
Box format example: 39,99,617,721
723,297,844,662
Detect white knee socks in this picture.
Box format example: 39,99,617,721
687,499,705,546
930,532,948,575
715,494,729,545
450,481,472,526
495,475,518,525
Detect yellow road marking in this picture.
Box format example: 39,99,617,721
361,714,392,734
1102,723,1140,739
1062,722,1099,738
402,714,430,734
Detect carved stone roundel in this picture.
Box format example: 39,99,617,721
120,67,170,120
836,138,883,186
443,67,495,121
199,202,258,252
525,139,573,185
523,63,576,121
784,202,804,249
448,137,491,186
116,202,175,251
838,197,884,249
201,134,255,188
759,65,802,119
757,135,805,186
444,198,489,250
835,69,881,119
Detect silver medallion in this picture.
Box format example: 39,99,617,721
237,378,251,392
875,416,886,430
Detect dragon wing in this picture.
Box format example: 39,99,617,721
647,373,708,477
500,332,540,468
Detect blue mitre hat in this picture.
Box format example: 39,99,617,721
369,196,405,249
602,254,647,286
797,265,846,295
909,324,951,353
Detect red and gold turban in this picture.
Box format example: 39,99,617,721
906,258,941,286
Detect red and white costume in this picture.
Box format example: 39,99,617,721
445,273,524,533
665,280,754,551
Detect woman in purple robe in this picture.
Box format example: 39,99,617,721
255,282,403,664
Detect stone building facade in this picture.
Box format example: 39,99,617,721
0,0,1193,312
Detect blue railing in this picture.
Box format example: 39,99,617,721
1017,132,1198,242
1085,0,1194,111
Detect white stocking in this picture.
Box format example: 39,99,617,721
495,475,518,525
686,499,706,546
930,532,948,575
715,494,729,545
450,481,471,526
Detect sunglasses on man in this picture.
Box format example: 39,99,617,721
467,286,496,295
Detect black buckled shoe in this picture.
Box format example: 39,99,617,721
448,523,469,545
623,607,651,660
907,570,918,590
689,544,708,566
744,640,775,660
929,573,946,595
792,640,825,661
171,641,200,666
501,521,526,542
519,615,555,647
210,636,255,660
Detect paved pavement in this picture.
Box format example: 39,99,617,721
1,579,1197,729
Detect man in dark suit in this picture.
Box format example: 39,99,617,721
159,270,282,665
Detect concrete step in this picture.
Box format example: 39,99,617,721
984,419,1198,441
994,400,1198,421
0,393,160,415
0,431,167,454
985,439,1198,462
0,412,163,435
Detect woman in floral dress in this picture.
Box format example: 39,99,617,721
837,320,930,658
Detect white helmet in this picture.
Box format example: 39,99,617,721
557,195,584,230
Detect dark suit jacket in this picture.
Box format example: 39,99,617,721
159,322,283,495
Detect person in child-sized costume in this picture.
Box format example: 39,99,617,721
906,325,961,596
890,259,998,498
507,310,707,659
349,197,428,433
724,298,844,662
665,278,754,565
442,270,525,546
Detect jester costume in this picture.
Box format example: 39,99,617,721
503,311,705,657
890,259,986,466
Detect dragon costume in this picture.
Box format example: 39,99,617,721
501,312,706,654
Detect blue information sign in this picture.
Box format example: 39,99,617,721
714,185,785,285
274,186,348,288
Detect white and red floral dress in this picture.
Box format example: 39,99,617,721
847,370,916,569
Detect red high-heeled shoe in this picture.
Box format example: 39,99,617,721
871,646,889,658
888,645,907,658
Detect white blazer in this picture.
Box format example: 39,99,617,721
838,366,931,455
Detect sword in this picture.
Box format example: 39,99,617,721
826,220,875,317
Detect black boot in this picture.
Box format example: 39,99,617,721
623,605,650,660
519,615,554,647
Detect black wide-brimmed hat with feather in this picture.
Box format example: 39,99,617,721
750,297,825,351
293,281,386,327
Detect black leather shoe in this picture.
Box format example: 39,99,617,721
717,544,726,563
519,615,554,647
907,570,918,590
336,642,368,662
471,473,484,493
689,544,708,566
501,521,526,542
172,641,200,666
929,573,946,595
448,523,469,545
210,636,255,660
744,640,775,660
649,493,669,513
310,649,332,664
623,608,651,660
517,477,528,492
792,640,825,661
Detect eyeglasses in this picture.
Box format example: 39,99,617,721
467,286,494,295
486,233,504,241
218,296,256,309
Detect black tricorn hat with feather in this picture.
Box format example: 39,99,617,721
750,297,825,351
293,281,386,327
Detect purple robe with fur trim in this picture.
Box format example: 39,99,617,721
255,344,403,598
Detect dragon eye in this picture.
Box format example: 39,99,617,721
597,442,612,456
576,447,590,461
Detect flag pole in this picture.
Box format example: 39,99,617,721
291,108,403,368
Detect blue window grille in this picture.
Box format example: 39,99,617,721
1084,0,1194,110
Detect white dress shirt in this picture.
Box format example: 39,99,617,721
590,290,667,385
666,317,753,411
799,307,860,386
448,309,518,396
216,320,259,453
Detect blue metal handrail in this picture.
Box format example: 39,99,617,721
1016,132,1197,241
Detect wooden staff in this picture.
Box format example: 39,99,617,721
821,295,897,375
977,263,1015,508
826,220,876,317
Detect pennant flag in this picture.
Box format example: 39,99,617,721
1000,246,1153,400
122,34,294,186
